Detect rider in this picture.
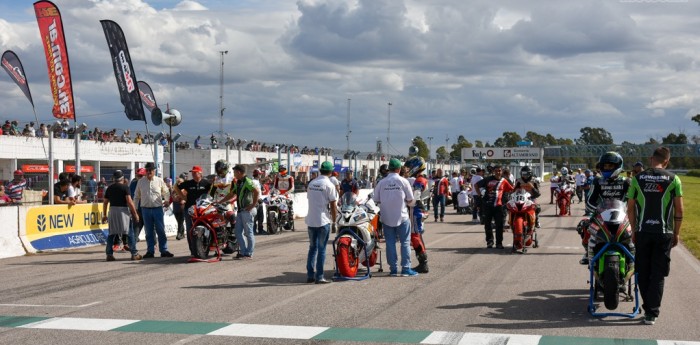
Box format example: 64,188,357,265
274,165,295,196
514,166,541,228
404,152,429,273
339,169,359,198
578,152,631,265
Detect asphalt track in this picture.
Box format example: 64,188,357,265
1,188,699,345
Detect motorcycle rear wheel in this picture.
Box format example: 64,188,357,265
337,237,359,278
603,256,621,310
192,226,211,259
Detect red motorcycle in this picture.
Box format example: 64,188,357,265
506,188,538,253
187,195,237,262
555,182,575,216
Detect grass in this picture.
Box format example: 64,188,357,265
680,175,700,260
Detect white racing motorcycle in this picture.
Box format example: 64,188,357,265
333,193,383,280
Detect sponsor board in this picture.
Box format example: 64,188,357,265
25,203,108,251
461,147,541,161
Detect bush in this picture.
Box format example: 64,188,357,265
687,170,700,177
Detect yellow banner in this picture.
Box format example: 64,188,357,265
26,204,107,240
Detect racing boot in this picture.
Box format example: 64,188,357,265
413,252,429,273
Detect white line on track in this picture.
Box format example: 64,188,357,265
0,301,102,308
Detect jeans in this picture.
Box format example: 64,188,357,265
383,220,411,272
106,226,137,256
306,224,331,280
142,207,168,254
432,195,446,220
235,209,256,256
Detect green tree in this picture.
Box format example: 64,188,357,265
693,114,700,126
576,127,614,145
436,146,449,162
450,135,473,161
474,140,484,148
411,136,429,159
493,131,523,147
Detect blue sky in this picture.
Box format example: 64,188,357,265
1,0,700,155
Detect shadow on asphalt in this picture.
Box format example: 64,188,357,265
436,288,642,329
431,247,582,256
181,271,312,289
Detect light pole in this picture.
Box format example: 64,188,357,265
427,136,433,170
219,50,228,146
445,134,450,166
170,133,181,179
346,98,351,167
387,102,392,149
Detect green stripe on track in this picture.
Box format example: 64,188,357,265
539,336,657,345
313,327,432,343
0,316,51,328
112,320,229,335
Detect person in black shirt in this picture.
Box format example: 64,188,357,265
173,165,212,256
53,179,74,205
102,170,141,261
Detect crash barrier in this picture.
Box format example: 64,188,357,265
0,189,374,259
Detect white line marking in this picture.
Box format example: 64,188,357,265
19,317,138,331
0,301,102,308
209,323,328,339
421,331,465,344
658,340,700,345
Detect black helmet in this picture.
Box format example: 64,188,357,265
408,145,419,156
520,166,533,182
596,151,623,180
379,164,389,176
214,160,229,175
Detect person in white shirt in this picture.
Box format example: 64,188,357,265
449,171,462,211
549,171,560,204
469,168,484,223
574,168,586,203
373,158,416,277
305,161,338,284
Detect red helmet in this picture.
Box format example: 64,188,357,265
253,169,261,177
13,169,23,176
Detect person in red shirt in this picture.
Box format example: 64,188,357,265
475,165,514,249
431,169,450,222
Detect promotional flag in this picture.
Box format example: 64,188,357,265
34,0,76,120
137,80,158,113
100,19,145,122
1,50,34,107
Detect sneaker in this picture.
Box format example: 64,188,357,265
143,252,154,259
496,244,504,249
106,255,116,262
487,243,493,249
401,268,418,277
131,254,143,261
579,256,589,265
389,269,399,277
234,253,245,260
123,244,130,252
643,314,657,325
161,251,174,258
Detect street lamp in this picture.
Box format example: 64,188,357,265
427,136,434,170
387,102,392,148
153,132,164,176
170,133,182,179
219,50,228,147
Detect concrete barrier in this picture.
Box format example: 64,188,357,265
0,206,27,259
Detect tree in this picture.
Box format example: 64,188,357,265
474,140,484,148
449,135,473,161
493,131,522,147
435,146,449,162
693,114,700,126
662,133,688,145
576,127,613,145
411,136,429,159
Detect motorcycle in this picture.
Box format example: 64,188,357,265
333,193,383,280
555,182,575,216
587,199,639,317
187,195,237,262
265,190,295,234
505,188,538,254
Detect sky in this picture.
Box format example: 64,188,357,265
1,0,700,155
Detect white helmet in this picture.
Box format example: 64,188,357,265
560,167,569,176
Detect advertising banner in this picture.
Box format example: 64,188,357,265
34,0,76,120
25,203,108,251
461,147,541,161
1,50,34,107
137,80,158,113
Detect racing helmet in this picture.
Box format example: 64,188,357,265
560,167,569,176
403,156,426,178
408,145,419,156
214,160,229,176
279,165,288,176
520,166,533,182
470,168,476,175
379,164,389,177
252,169,261,177
596,151,624,180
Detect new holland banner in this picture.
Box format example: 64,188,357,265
34,0,76,120
101,19,146,122
1,50,35,107
137,80,158,113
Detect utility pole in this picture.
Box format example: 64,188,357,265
346,98,351,155
427,136,434,170
387,102,392,148
219,50,228,146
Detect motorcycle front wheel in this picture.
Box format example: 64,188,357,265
603,255,621,310
336,237,359,278
267,211,279,234
192,225,211,259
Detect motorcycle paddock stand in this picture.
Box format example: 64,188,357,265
587,242,640,318
331,228,377,281
187,225,224,263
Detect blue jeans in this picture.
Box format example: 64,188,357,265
383,220,411,272
235,209,256,256
106,226,137,256
307,224,331,280
432,195,446,220
142,207,168,254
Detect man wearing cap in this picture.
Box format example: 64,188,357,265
633,161,644,176
305,161,338,284
6,170,27,203
133,162,173,258
373,158,417,277
174,165,212,256
220,164,260,259
102,170,142,261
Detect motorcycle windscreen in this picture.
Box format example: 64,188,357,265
596,199,627,223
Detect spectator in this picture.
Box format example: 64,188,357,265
220,164,260,260
86,174,98,203
449,171,462,211
431,168,450,222
171,177,186,240
304,161,337,284
133,162,173,258
6,170,27,203
38,123,47,137
130,168,146,240
134,133,143,145
0,185,12,204
97,176,107,202
373,158,416,277
67,175,86,203
194,135,202,149
102,170,142,261
53,179,74,205
627,147,684,325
